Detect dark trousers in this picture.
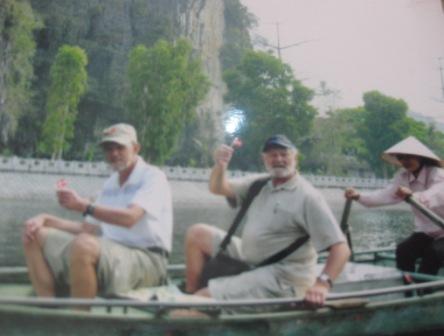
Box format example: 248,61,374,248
396,232,444,275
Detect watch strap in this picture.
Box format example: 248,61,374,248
317,272,333,288
83,204,95,217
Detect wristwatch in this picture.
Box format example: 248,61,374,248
83,204,95,217
317,272,333,288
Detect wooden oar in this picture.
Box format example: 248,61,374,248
405,196,444,230
340,198,354,258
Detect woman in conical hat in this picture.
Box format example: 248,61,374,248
345,136,444,276
381,136,444,168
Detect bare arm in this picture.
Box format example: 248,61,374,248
304,242,350,306
85,203,145,228
57,188,145,228
319,241,351,281
208,144,235,198
38,213,84,233
22,213,86,244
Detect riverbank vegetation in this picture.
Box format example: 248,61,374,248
38,45,88,160
0,0,443,177
126,39,209,164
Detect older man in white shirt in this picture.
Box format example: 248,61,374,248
23,123,173,301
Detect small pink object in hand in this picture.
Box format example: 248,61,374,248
56,178,68,189
231,137,243,149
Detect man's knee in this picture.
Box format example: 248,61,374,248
185,223,215,254
70,234,100,264
23,226,49,250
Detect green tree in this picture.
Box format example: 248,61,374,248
304,107,367,175
423,124,444,159
126,39,209,164
360,91,410,177
223,50,316,170
38,45,88,159
315,81,342,115
221,0,256,70
0,0,41,151
168,113,218,167
406,118,444,159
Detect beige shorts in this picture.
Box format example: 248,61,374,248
43,228,168,296
208,227,315,300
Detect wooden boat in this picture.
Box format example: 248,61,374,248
1,198,442,335
0,248,444,336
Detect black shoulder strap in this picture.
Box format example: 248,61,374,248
217,177,270,254
255,235,309,267
217,176,310,266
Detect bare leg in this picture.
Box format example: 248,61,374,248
69,233,100,308
184,224,215,293
194,287,211,297
23,227,56,297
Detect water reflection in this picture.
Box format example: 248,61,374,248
0,188,413,266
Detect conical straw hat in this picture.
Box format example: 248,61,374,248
381,136,443,167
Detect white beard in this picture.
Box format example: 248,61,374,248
266,166,294,178
109,161,130,172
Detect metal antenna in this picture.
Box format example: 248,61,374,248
439,57,444,99
260,22,319,60
275,22,282,59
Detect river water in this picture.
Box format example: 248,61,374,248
0,182,413,266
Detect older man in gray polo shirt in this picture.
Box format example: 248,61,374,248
23,123,172,303
185,134,350,306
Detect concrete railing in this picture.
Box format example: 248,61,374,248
0,156,110,176
303,174,388,189
0,156,389,189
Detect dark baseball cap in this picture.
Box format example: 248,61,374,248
262,134,296,152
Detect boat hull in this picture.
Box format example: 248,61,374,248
1,253,444,336
1,292,444,336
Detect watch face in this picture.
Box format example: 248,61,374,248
318,273,332,287
319,273,329,281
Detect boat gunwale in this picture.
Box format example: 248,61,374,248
1,247,443,312
0,289,444,325
0,278,443,310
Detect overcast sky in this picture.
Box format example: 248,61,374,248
240,0,444,124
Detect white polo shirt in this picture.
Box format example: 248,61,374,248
87,156,173,252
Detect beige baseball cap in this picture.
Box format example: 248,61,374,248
381,136,443,167
99,123,138,146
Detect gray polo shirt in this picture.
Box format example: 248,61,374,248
232,173,344,264
208,173,345,300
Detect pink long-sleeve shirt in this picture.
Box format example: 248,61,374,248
358,166,444,238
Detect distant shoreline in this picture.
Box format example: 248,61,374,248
0,170,408,213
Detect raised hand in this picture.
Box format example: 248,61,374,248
213,144,234,168
57,188,88,213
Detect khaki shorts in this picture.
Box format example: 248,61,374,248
208,227,315,300
43,228,168,296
